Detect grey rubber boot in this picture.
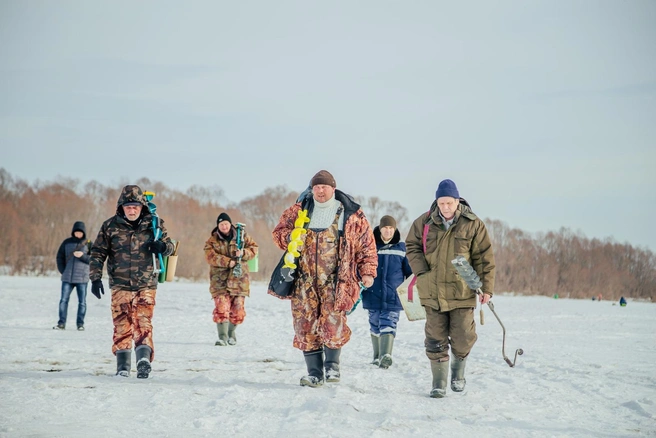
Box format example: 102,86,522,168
135,345,152,379
324,347,341,382
300,349,324,387
430,360,449,398
227,322,237,345
450,355,467,392
116,349,131,377
215,322,229,346
370,335,380,366
378,334,395,369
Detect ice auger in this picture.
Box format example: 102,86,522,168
232,223,246,278
143,191,166,276
451,256,523,367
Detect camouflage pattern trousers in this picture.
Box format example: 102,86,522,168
111,289,156,361
424,306,478,362
291,221,349,352
212,294,246,325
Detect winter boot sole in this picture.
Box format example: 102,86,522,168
136,358,151,379
379,354,393,369
430,388,447,398
325,369,340,383
451,379,466,392
300,376,324,387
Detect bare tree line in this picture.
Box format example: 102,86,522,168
1,169,653,301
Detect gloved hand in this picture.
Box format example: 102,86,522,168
91,280,104,299
147,240,167,254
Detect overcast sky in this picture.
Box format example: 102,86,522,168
2,1,655,251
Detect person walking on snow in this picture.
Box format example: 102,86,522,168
406,179,495,398
362,215,413,369
203,212,258,346
89,185,174,379
54,221,91,331
270,170,378,387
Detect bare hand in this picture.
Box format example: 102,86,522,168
229,260,236,268
235,249,243,258
361,275,374,288
73,251,83,258
479,293,491,305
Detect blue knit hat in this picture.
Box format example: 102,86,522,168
435,179,459,199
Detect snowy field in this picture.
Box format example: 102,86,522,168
1,275,655,438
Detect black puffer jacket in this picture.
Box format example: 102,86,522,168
56,221,91,284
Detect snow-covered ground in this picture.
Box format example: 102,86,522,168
1,275,654,438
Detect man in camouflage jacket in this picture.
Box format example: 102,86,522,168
406,179,495,398
204,212,258,346
271,170,377,387
90,185,174,379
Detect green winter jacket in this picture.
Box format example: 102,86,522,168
405,200,495,312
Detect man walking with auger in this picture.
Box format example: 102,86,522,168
406,179,495,398
89,185,174,379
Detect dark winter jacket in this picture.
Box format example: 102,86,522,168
56,221,90,284
270,190,378,311
90,185,174,291
406,199,495,312
362,227,413,311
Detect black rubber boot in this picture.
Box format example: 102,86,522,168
300,349,324,387
430,360,449,398
450,355,467,392
135,345,152,379
215,322,229,346
116,349,131,377
324,347,341,382
228,322,237,345
379,334,395,369
370,335,380,366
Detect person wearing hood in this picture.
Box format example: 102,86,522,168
362,215,413,369
54,221,91,330
203,212,258,346
89,185,174,379
406,179,495,398
270,170,378,388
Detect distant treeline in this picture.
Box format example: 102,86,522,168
1,168,653,301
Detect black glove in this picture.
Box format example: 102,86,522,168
147,240,167,254
91,280,104,299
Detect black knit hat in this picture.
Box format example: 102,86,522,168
217,212,232,224
379,215,397,229
310,170,336,188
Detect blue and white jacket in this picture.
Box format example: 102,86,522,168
362,227,413,311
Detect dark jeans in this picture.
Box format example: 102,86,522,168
58,282,87,327
368,309,400,336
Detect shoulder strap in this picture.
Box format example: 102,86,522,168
422,210,431,254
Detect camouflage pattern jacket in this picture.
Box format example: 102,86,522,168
90,185,174,292
406,200,495,312
271,190,378,312
204,226,258,298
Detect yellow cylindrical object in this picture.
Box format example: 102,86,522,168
165,255,178,281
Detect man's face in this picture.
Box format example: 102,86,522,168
218,220,232,234
437,197,459,220
122,204,143,221
73,231,84,239
380,226,395,241
312,184,335,203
